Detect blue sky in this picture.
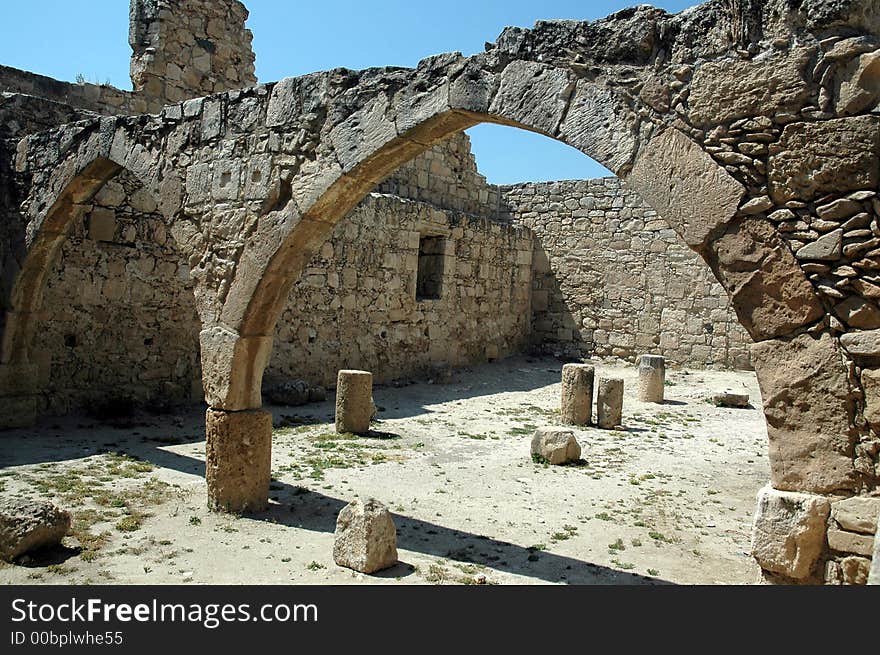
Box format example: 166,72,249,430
0,0,699,183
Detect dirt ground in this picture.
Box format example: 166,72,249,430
0,355,769,585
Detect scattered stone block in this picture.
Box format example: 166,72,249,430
637,354,665,403
335,370,373,434
0,498,71,562
751,485,830,580
530,427,581,465
596,378,624,429
265,380,309,406
560,363,594,426
709,391,750,408
333,498,398,574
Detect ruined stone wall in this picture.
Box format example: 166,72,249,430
33,169,202,415
0,65,149,118
129,0,257,106
377,132,502,217
266,193,533,388
501,178,752,369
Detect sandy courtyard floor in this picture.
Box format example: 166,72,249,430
0,355,769,585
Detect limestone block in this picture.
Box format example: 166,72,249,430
335,370,373,434
795,229,842,261
862,368,880,430
831,496,880,534
488,61,573,137
333,498,398,574
557,80,639,175
870,516,880,584
637,354,665,403
688,49,811,128
751,332,858,493
768,116,880,203
625,128,745,254
560,363,594,426
709,391,750,408
750,485,830,580
836,49,880,116
0,497,71,562
710,218,823,341
199,327,273,411
596,378,624,429
841,329,880,357
328,96,400,174
840,556,871,585
205,408,272,513
827,528,874,556
530,427,581,465
88,207,116,241
834,296,880,329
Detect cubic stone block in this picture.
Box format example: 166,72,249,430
637,354,665,403
751,485,830,580
560,363,594,426
768,116,880,203
0,498,71,562
205,408,272,513
530,427,581,465
827,529,874,557
709,391,750,408
596,377,624,429
831,496,880,534
335,370,373,434
333,498,398,574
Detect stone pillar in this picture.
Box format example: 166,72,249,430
0,363,40,429
205,408,272,513
596,378,624,429
560,363,594,426
336,370,373,434
637,354,665,403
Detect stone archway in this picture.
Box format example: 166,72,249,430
6,0,880,583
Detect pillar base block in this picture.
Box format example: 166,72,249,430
205,408,272,513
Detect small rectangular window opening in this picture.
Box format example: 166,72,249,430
416,235,445,301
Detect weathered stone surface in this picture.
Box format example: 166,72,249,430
596,378,624,429
751,332,858,493
205,408,272,513
840,555,871,585
557,80,639,175
333,497,398,574
335,370,373,434
831,496,880,534
626,128,745,253
861,368,880,429
710,391,750,407
637,354,665,403
0,497,71,562
488,61,573,137
199,328,273,412
834,296,880,329
795,229,842,261
711,218,824,341
530,427,581,465
827,528,875,556
751,485,830,580
768,116,880,203
836,49,880,115
688,49,811,127
841,329,880,357
870,517,880,584
560,363,594,426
